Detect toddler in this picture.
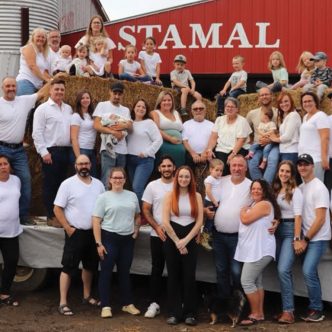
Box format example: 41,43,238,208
138,37,162,85
170,54,202,116
217,55,247,116
246,109,277,170
118,44,151,83
52,45,72,75
201,159,224,251
67,44,93,77
89,36,108,77
291,51,315,90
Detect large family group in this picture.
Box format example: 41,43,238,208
0,14,332,328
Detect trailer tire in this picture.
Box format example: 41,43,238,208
11,266,49,292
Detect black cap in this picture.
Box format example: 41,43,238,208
327,92,332,99
110,82,124,92
297,154,314,165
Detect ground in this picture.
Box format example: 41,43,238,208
0,274,331,332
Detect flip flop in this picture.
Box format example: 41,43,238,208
58,304,74,316
82,296,101,307
239,317,260,326
1,296,19,307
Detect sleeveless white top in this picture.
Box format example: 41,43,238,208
155,109,183,131
171,193,195,226
17,45,50,89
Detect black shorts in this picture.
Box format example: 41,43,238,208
61,229,99,276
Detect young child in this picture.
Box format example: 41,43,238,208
100,113,130,158
201,159,224,251
67,44,93,77
303,51,332,100
246,109,277,170
170,54,202,116
89,36,108,77
118,44,151,83
217,55,247,116
138,36,162,85
52,45,72,75
256,51,288,93
291,51,315,90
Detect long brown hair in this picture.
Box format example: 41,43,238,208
74,90,94,120
171,166,198,218
272,160,297,203
277,91,296,125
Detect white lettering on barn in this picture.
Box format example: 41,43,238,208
117,22,280,49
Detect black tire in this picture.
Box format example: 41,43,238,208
11,266,49,292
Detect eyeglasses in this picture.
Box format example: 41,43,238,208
76,162,90,166
92,21,102,25
111,177,125,180
225,105,237,109
192,107,205,111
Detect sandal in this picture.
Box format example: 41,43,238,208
1,296,19,307
58,304,74,316
82,296,101,307
239,317,260,326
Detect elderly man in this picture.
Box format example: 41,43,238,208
182,101,214,171
296,154,331,322
93,82,132,187
54,154,104,315
246,87,279,183
32,79,72,226
48,29,61,73
0,77,43,224
206,154,251,316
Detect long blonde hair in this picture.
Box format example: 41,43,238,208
296,51,314,73
268,51,286,70
154,91,175,111
85,15,109,45
28,28,49,57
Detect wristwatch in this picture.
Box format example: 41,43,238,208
293,236,301,241
304,236,310,243
96,242,102,247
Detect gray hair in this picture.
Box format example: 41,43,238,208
224,97,239,109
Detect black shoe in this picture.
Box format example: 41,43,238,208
166,316,178,325
185,316,197,326
69,64,76,76
20,217,36,226
301,310,325,322
179,108,188,116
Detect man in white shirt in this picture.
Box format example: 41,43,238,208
54,154,105,316
297,153,331,322
142,155,176,318
32,79,72,226
206,155,251,312
48,30,61,74
93,82,132,187
0,77,43,225
182,101,214,171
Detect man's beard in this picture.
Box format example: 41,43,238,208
78,168,90,177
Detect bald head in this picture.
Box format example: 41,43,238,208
75,154,91,178
2,77,17,101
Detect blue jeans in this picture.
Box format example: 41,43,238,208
70,148,97,178
216,88,245,115
249,142,274,161
276,221,296,311
248,144,279,184
126,155,154,203
99,230,135,307
212,230,242,299
100,150,126,188
280,152,298,165
302,240,329,311
16,79,37,96
119,73,151,82
0,146,31,220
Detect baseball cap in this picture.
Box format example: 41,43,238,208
310,51,328,61
174,54,187,63
110,82,124,92
297,154,314,165
327,92,332,99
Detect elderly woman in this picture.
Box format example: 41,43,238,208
206,97,252,175
0,155,22,307
150,91,186,168
92,167,141,319
75,15,115,75
298,92,330,181
16,28,51,95
270,92,302,165
235,179,280,326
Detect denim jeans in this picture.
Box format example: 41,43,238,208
70,148,97,178
276,221,296,311
216,88,245,115
99,230,135,307
280,152,298,165
119,72,151,82
0,146,31,220
16,79,37,96
248,144,279,184
212,230,242,299
127,155,154,203
100,150,126,188
302,240,329,311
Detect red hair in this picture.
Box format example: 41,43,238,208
171,166,198,218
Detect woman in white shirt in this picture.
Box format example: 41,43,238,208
127,99,162,203
235,179,280,326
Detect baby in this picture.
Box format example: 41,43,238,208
52,45,72,75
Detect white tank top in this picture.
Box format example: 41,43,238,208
155,109,183,131
171,193,195,226
17,45,50,89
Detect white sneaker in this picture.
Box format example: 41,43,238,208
144,302,160,318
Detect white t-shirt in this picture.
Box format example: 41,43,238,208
277,187,303,219
204,175,222,202
298,111,329,162
93,101,131,154
235,203,276,262
170,69,193,87
212,115,252,153
142,178,173,237
119,59,141,76
89,51,107,76
228,70,247,92
71,113,97,150
0,94,37,143
272,67,288,83
0,175,22,238
279,111,302,153
300,177,331,241
54,175,105,230
328,115,332,158
170,193,195,226
182,119,214,154
214,176,252,233
48,47,61,74
138,51,162,77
